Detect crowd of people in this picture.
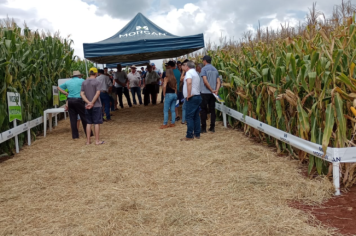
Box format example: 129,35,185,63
57,55,220,144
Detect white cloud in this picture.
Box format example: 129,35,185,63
0,0,341,71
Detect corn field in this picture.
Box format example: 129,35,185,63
187,1,356,188
0,19,74,155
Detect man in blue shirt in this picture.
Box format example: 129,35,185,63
200,55,221,133
58,70,92,139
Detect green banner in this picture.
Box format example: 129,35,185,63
9,106,22,122
59,89,68,101
7,92,22,122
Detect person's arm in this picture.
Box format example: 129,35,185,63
202,75,214,93
186,78,192,101
58,83,68,96
214,75,221,95
107,76,113,93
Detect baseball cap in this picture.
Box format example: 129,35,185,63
202,55,212,63
89,67,98,73
150,63,155,66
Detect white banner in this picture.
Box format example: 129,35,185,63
217,103,355,163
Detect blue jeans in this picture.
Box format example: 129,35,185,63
130,87,142,105
182,99,186,123
163,93,177,125
185,95,202,138
100,92,111,120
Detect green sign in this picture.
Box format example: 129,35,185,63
7,92,22,122
59,89,68,101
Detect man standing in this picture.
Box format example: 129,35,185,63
97,69,113,121
58,70,91,139
181,61,202,141
151,63,162,102
104,67,117,111
200,55,220,133
143,64,160,106
164,61,182,121
80,67,104,145
114,64,132,108
127,65,143,105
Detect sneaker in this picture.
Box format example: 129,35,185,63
160,125,169,129
175,116,181,121
209,127,215,133
201,129,207,133
169,124,175,127
194,135,200,139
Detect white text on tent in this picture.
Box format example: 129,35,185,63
119,31,167,38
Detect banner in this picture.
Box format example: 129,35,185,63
53,86,59,106
7,92,22,122
58,78,71,101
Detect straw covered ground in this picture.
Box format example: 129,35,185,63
0,98,340,235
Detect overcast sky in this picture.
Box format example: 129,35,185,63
0,0,339,70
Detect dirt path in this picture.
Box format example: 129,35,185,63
0,103,343,235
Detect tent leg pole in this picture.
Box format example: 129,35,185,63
85,59,89,78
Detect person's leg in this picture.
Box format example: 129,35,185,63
163,94,170,125
77,114,80,130
131,88,137,105
93,107,104,144
109,94,115,111
193,96,202,138
78,100,93,137
144,86,149,106
137,87,143,105
170,94,177,125
161,88,164,103
101,92,111,120
124,87,132,107
181,100,186,124
117,88,124,108
151,85,157,105
185,99,195,139
209,94,216,130
68,100,79,139
94,124,101,144
86,124,92,144
200,94,208,132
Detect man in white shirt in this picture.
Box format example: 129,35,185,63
181,61,202,141
127,65,142,105
114,64,132,108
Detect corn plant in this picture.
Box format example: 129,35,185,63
0,19,74,155
190,1,356,187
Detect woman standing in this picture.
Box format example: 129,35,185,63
160,69,177,129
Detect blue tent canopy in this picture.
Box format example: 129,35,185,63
83,13,204,64
106,60,150,69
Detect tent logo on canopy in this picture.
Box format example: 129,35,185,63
119,25,167,38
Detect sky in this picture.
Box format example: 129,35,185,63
0,0,339,70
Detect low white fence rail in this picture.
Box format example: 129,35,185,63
216,102,356,195
0,111,65,152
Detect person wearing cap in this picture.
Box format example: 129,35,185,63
80,67,104,145
150,63,162,102
127,65,142,105
143,64,160,105
178,59,189,124
200,55,220,133
58,70,92,139
104,67,117,111
96,69,113,121
114,64,132,108
181,61,202,141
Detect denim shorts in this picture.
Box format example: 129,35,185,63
85,107,103,124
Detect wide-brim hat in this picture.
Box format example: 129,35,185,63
72,70,83,77
130,65,137,69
